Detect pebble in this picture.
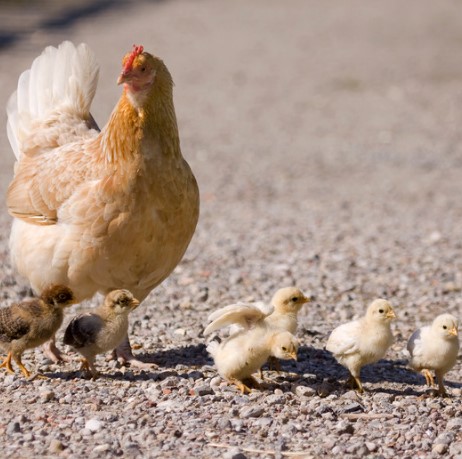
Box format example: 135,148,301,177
85,419,103,432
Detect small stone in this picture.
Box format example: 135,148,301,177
6,422,20,434
317,381,332,398
432,443,448,455
174,328,186,336
447,418,462,431
85,419,103,432
93,444,111,452
49,439,64,453
335,420,354,435
434,432,454,445
239,406,264,418
39,390,55,402
295,385,316,397
191,385,214,396
365,442,377,452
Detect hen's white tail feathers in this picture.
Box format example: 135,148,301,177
7,41,99,160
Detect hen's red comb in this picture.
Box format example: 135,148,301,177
124,44,144,71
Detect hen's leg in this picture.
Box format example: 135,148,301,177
13,354,31,378
115,334,154,370
42,335,68,363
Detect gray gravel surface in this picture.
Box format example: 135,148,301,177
0,0,462,457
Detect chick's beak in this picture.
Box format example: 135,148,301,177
302,295,311,304
131,299,140,310
386,309,396,319
449,326,458,337
117,70,132,85
290,351,298,361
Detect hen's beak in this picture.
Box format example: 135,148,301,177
386,309,396,319
117,70,132,85
449,326,458,337
131,298,140,310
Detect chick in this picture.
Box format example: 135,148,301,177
326,299,396,392
0,285,75,378
407,313,459,396
63,289,139,377
207,329,298,393
206,287,309,335
205,287,308,376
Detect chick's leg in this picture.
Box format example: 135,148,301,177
230,378,252,394
0,352,14,374
435,370,447,396
115,334,154,370
421,369,434,387
13,354,30,378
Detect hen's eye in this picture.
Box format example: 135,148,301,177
379,309,384,313
140,66,146,72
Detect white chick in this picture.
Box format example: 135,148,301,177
326,298,396,392
407,313,459,396
63,289,139,377
207,329,298,393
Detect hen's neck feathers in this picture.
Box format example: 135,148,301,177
99,70,180,167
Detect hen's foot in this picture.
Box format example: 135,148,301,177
0,353,14,374
42,340,69,363
114,336,156,370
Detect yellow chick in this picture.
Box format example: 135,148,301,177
326,298,396,392
207,329,298,393
205,287,309,336
407,313,459,396
0,285,75,378
63,289,139,377
205,287,308,376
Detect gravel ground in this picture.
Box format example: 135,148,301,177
0,0,462,457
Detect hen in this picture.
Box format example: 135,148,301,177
5,42,199,365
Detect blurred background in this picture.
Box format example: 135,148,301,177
1,0,462,306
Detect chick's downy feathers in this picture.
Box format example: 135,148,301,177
64,289,139,377
326,298,396,392
407,313,459,395
0,285,75,377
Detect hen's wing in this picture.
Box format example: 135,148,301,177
6,41,101,226
326,320,362,356
63,313,104,349
0,305,31,343
204,304,267,336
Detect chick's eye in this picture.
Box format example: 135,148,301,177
281,347,287,351
443,325,447,330
59,293,67,301
291,297,298,302
379,309,384,314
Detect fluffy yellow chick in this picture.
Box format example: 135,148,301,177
407,313,459,396
0,285,75,377
326,299,396,392
207,329,298,393
63,290,139,377
204,287,309,336
205,287,308,376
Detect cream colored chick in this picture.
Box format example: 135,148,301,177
205,287,308,376
63,290,139,377
0,285,75,378
407,313,459,396
207,329,298,393
326,299,396,392
205,287,309,336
